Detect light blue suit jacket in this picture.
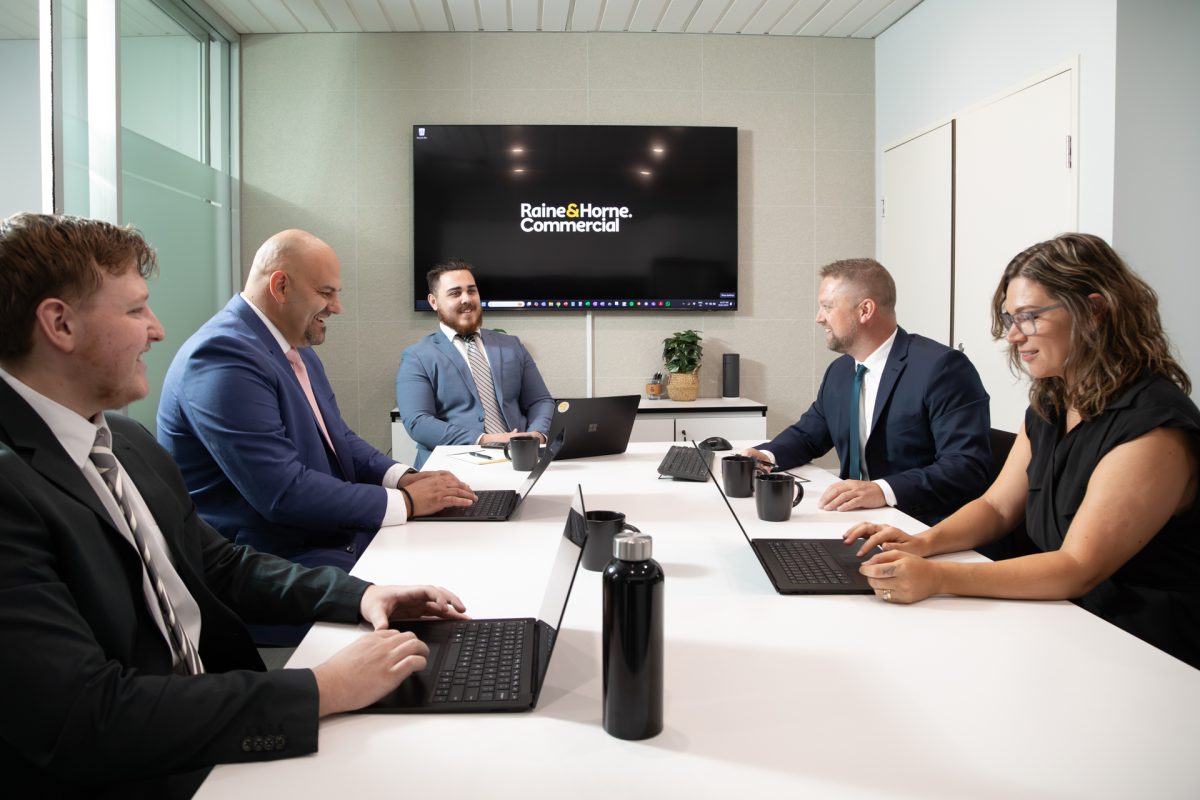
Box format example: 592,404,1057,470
157,295,398,573
396,329,554,468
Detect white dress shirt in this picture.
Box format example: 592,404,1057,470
241,293,413,524
440,321,499,445
0,367,202,666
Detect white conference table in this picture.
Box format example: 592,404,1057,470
200,442,1200,799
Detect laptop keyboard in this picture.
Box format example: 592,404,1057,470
425,489,515,519
657,445,712,482
432,621,526,704
766,541,851,585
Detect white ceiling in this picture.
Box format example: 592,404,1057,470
0,0,923,40
202,0,922,37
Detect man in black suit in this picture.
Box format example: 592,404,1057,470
743,258,991,525
0,213,466,798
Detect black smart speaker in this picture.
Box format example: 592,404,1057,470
722,353,740,398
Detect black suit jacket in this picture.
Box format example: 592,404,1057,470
0,379,370,798
760,328,992,524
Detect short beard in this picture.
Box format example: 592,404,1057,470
438,304,483,336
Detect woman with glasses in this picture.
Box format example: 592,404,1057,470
843,233,1200,668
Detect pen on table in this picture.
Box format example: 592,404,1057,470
470,451,494,459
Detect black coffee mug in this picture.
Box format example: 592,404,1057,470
754,472,804,522
722,455,756,498
583,511,641,571
503,435,541,471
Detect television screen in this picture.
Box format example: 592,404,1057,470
412,124,738,312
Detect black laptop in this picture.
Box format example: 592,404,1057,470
547,395,640,460
364,486,588,713
414,430,564,521
694,442,880,595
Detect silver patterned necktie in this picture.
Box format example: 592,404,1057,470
90,428,204,675
459,333,506,435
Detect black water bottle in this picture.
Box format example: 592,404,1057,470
602,532,664,740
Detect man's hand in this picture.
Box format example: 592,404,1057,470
479,429,546,446
359,584,468,631
398,469,453,488
740,447,774,474
404,472,476,516
819,480,886,512
312,629,429,717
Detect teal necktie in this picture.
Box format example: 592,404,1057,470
847,363,866,480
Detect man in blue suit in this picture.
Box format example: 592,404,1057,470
397,259,554,469
743,259,991,526
158,231,477,576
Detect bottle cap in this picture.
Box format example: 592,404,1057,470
613,532,652,561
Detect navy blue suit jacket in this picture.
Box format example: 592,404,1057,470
761,328,991,525
158,295,400,572
396,329,554,468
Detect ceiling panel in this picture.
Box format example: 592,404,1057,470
0,0,923,40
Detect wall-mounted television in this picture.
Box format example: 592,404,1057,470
412,124,738,312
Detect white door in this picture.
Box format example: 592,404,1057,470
881,121,954,345
954,69,1078,432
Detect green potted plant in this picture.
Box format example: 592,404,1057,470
662,329,702,401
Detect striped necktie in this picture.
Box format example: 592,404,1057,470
90,427,204,675
847,363,867,481
458,333,506,435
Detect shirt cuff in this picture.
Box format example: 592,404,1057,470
382,463,413,488
758,449,776,465
874,479,898,508
381,488,410,525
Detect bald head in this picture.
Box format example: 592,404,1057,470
244,229,342,348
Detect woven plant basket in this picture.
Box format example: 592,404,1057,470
667,369,699,401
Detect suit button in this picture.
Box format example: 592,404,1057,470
241,737,253,752
275,734,287,750
345,545,355,553
253,735,264,751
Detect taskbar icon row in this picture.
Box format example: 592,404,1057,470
483,299,735,309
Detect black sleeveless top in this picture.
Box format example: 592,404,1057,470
1024,374,1200,669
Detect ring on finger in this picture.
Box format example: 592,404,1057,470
882,589,893,602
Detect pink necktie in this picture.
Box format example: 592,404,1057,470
285,348,336,454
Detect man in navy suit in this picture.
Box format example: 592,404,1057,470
0,214,466,797
743,259,991,525
158,231,477,576
397,259,554,468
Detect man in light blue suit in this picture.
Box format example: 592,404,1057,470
397,259,554,469
743,259,991,526
158,231,476,578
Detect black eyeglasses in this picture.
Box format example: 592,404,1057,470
1000,303,1064,336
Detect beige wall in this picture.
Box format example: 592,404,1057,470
240,32,875,454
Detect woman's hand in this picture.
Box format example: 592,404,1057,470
858,550,941,604
842,522,930,558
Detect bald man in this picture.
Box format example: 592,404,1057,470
158,231,476,590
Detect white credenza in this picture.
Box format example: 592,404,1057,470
390,397,767,464
630,396,767,443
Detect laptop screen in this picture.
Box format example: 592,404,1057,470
535,485,587,629
515,429,566,500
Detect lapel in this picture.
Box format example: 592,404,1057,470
232,295,353,479
0,380,125,542
433,332,479,401
869,327,911,436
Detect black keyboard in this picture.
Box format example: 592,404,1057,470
432,621,526,704
425,489,515,519
657,445,712,482
766,541,851,586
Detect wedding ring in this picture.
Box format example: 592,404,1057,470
882,589,893,602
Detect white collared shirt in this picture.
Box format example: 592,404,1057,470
240,294,412,524
0,367,202,666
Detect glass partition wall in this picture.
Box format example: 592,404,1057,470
30,0,238,430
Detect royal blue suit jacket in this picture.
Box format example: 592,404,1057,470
158,295,399,572
396,329,554,468
761,328,991,525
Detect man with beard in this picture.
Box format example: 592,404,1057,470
397,258,554,468
158,231,477,590
741,258,991,525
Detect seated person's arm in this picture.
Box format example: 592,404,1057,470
855,426,1198,603
517,341,555,439
396,350,480,448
